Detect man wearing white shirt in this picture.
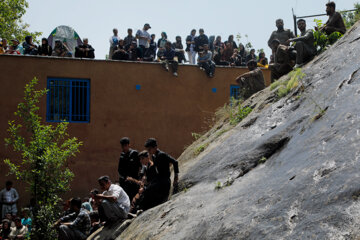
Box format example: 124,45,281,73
109,28,121,59
95,176,130,226
136,23,151,59
0,181,19,219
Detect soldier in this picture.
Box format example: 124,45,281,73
320,1,346,35
235,60,265,99
268,19,295,55
118,137,141,201
269,39,294,82
287,19,317,68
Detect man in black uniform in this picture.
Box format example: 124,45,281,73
287,19,317,68
320,1,346,35
236,60,265,99
268,19,295,55
118,137,141,201
144,138,179,204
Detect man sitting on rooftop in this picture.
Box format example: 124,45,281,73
320,1,346,35
52,40,71,57
236,60,265,99
287,19,317,68
160,41,178,77
197,44,215,78
172,36,186,63
6,39,23,55
75,38,95,59
23,36,38,55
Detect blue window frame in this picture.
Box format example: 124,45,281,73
230,85,240,100
46,78,90,123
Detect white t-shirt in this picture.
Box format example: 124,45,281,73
136,29,151,48
109,35,121,48
103,184,130,210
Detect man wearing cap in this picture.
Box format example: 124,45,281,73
136,23,151,59
287,19,317,68
235,60,265,99
118,137,141,201
144,138,179,203
95,176,130,226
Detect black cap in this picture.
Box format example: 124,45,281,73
120,137,130,145
144,138,157,148
144,23,151,28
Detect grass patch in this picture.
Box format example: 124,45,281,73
228,98,252,126
191,132,202,140
215,129,228,138
270,68,305,99
214,177,235,190
259,156,267,164
194,142,209,156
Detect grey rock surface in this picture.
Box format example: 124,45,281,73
117,22,360,240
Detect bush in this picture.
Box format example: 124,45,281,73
228,98,252,126
313,19,343,53
270,68,305,99
4,78,82,240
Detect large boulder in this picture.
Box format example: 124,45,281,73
110,21,360,240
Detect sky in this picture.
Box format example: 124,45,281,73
23,0,357,60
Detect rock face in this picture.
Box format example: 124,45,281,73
116,22,360,240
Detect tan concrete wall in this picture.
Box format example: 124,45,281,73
0,55,271,206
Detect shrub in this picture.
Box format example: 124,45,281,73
270,68,305,99
313,19,343,53
4,78,82,240
228,98,252,126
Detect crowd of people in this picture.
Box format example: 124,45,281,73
0,137,179,240
0,1,346,80
234,1,346,99
0,2,348,239
0,181,31,239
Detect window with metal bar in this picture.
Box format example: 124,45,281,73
46,78,90,123
230,85,240,100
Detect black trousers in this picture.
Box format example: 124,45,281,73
199,61,215,76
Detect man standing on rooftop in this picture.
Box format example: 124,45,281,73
109,28,120,60
136,23,151,59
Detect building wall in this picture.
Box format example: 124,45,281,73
0,55,271,205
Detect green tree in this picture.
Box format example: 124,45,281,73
0,0,41,42
342,3,360,29
4,78,82,239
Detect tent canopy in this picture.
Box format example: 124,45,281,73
48,25,83,57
